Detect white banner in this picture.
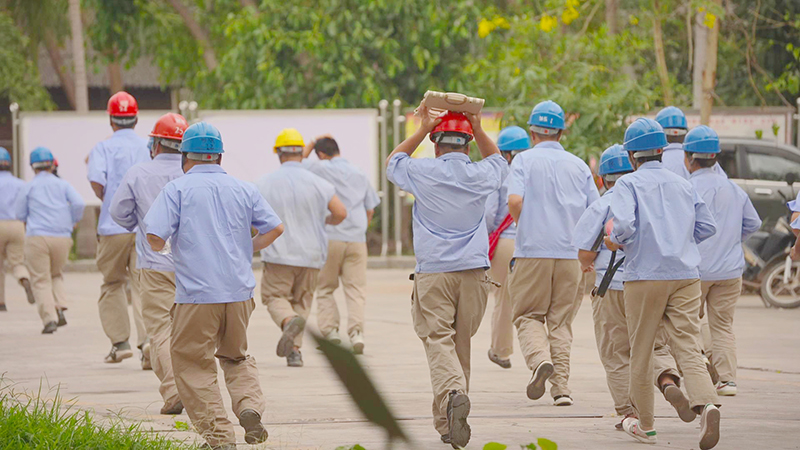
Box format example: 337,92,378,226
19,109,379,206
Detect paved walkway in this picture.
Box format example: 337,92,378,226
1,269,799,449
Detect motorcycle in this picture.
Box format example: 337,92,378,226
742,213,800,309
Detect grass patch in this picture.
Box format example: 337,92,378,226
0,380,197,449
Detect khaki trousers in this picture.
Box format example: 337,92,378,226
509,258,582,398
24,236,71,325
592,289,680,416
624,279,718,430
171,299,265,447
139,269,179,404
489,238,515,358
261,263,319,349
700,278,742,383
0,220,30,305
412,268,489,435
97,234,145,346
316,240,368,337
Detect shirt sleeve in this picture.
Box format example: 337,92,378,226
386,153,412,192
14,184,30,222
64,182,85,226
250,187,283,235
109,171,138,231
740,188,762,238
788,191,800,213
86,144,107,186
364,184,381,210
480,154,509,194
608,180,637,246
572,202,606,251
693,189,717,244
144,184,180,241
583,171,601,206
507,155,526,198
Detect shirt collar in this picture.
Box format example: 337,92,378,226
690,167,715,178
35,171,54,178
438,152,471,162
282,161,303,168
0,171,12,178
639,161,663,170
664,142,683,151
532,141,564,151
187,164,226,174
154,153,182,161
113,128,137,137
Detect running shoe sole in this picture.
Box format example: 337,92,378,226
240,409,269,444
700,406,721,450
664,385,696,423
448,393,471,449
352,342,364,355
22,279,35,304
623,418,657,445
276,316,305,357
527,361,554,400
105,349,133,363
488,349,512,369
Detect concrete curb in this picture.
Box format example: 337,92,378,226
64,256,417,272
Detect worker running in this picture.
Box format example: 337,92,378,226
387,108,507,448
0,147,34,311
256,128,347,367
507,100,600,407
145,122,282,449
301,135,380,354
87,91,150,366
14,148,85,334
109,113,190,415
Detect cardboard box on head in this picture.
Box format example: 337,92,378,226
415,91,485,120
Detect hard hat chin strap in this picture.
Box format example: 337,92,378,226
31,161,53,170
690,152,717,160
665,128,688,136
277,146,304,154
433,133,469,146
186,152,220,161
529,125,559,135
602,173,626,182
631,148,663,158
111,116,137,126
158,138,182,150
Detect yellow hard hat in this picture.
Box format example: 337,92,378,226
274,128,305,153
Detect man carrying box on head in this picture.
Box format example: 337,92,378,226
145,122,283,450
387,107,507,448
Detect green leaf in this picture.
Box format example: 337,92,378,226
537,438,558,450
521,444,537,450
484,443,508,450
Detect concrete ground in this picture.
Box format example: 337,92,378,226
1,269,799,450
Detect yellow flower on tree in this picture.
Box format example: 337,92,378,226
562,0,580,25
703,11,717,29
540,14,557,32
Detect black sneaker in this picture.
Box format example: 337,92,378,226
239,409,268,444
287,350,303,367
42,321,58,334
160,398,183,415
105,341,134,363
57,309,67,327
277,316,305,357
0,304,6,312
446,391,471,449
20,278,35,304
440,434,451,444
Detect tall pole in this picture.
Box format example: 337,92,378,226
392,99,404,256
9,103,20,178
796,97,800,148
68,0,89,113
379,100,389,257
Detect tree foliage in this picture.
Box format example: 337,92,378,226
0,11,53,110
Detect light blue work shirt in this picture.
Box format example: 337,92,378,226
0,171,25,221
302,157,380,242
484,176,516,240
387,152,508,273
255,162,335,269
87,129,150,236
608,161,717,281
662,142,727,179
789,192,800,229
690,168,762,281
15,172,85,237
144,165,282,304
109,153,184,272
572,187,625,291
508,141,600,259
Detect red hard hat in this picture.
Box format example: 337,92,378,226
150,113,189,140
429,111,474,142
107,91,138,117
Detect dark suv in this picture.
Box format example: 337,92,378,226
718,138,800,228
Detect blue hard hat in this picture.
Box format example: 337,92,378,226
180,122,224,154
684,125,720,154
497,126,531,152
598,144,633,176
527,100,565,130
623,118,667,152
655,106,687,129
30,147,54,164
0,147,10,163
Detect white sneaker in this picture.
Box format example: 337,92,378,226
324,329,342,345
699,404,721,450
716,381,737,396
350,331,364,355
553,395,573,406
622,417,657,444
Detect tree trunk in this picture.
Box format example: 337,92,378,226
43,32,77,110
166,0,218,71
107,60,124,93
692,12,708,109
652,0,673,105
700,1,721,125
68,0,89,112
605,0,618,35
